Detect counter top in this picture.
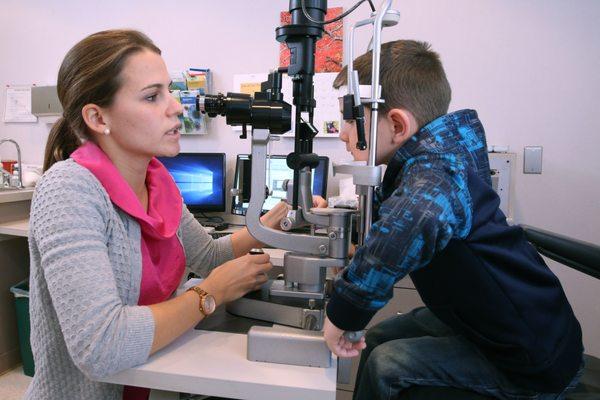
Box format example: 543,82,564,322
0,218,29,237
0,188,32,237
100,329,336,400
0,188,34,204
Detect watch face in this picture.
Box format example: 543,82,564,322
202,295,216,315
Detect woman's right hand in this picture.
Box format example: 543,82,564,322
200,253,272,306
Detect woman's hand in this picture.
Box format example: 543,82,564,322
260,201,290,230
231,201,290,256
312,195,328,208
200,253,272,305
260,196,327,231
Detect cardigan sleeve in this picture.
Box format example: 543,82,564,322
179,205,235,277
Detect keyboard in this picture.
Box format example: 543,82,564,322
211,232,230,239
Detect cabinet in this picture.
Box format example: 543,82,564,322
0,189,32,373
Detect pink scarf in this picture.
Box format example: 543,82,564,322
71,142,185,400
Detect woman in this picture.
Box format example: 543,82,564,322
26,29,290,399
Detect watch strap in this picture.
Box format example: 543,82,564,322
187,286,211,316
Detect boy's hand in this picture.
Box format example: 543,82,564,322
323,317,366,358
348,243,356,258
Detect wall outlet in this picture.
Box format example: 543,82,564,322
523,146,543,174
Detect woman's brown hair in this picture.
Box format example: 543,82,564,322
43,30,161,171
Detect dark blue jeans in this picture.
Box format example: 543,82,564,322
353,307,583,400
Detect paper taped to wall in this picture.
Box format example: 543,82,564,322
4,85,38,123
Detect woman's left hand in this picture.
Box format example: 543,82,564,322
260,201,291,230
312,195,328,209
260,196,327,231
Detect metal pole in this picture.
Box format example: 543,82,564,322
361,0,392,241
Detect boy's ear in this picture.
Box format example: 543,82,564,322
385,108,419,145
81,104,110,136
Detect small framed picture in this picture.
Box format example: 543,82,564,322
324,120,339,134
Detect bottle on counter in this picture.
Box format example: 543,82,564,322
9,166,20,188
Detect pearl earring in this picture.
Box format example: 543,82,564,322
103,128,111,136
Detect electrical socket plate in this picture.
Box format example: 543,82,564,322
523,146,543,174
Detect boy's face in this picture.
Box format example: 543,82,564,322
338,99,418,165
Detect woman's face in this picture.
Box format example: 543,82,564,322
103,50,183,160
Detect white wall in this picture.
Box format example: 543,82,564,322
1,1,599,356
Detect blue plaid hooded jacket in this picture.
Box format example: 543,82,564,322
326,109,582,392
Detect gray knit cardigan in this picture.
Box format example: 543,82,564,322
25,159,234,400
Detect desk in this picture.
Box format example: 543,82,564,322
99,328,337,400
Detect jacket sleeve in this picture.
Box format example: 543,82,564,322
30,166,155,380
180,206,235,277
326,161,473,331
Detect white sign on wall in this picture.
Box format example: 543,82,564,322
3,85,38,123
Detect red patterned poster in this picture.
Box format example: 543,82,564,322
279,7,344,73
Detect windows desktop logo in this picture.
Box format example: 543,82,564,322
158,154,224,209
171,167,214,203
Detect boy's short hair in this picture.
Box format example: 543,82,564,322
333,40,451,127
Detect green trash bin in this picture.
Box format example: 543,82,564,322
10,280,34,377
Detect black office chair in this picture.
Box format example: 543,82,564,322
400,225,600,400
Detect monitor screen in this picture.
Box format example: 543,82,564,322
231,154,329,216
158,153,226,213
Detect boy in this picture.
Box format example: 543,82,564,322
324,40,583,399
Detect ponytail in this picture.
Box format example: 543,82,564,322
43,117,81,172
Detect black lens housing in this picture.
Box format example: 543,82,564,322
199,70,292,135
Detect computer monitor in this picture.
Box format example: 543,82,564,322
231,154,329,216
158,153,226,213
